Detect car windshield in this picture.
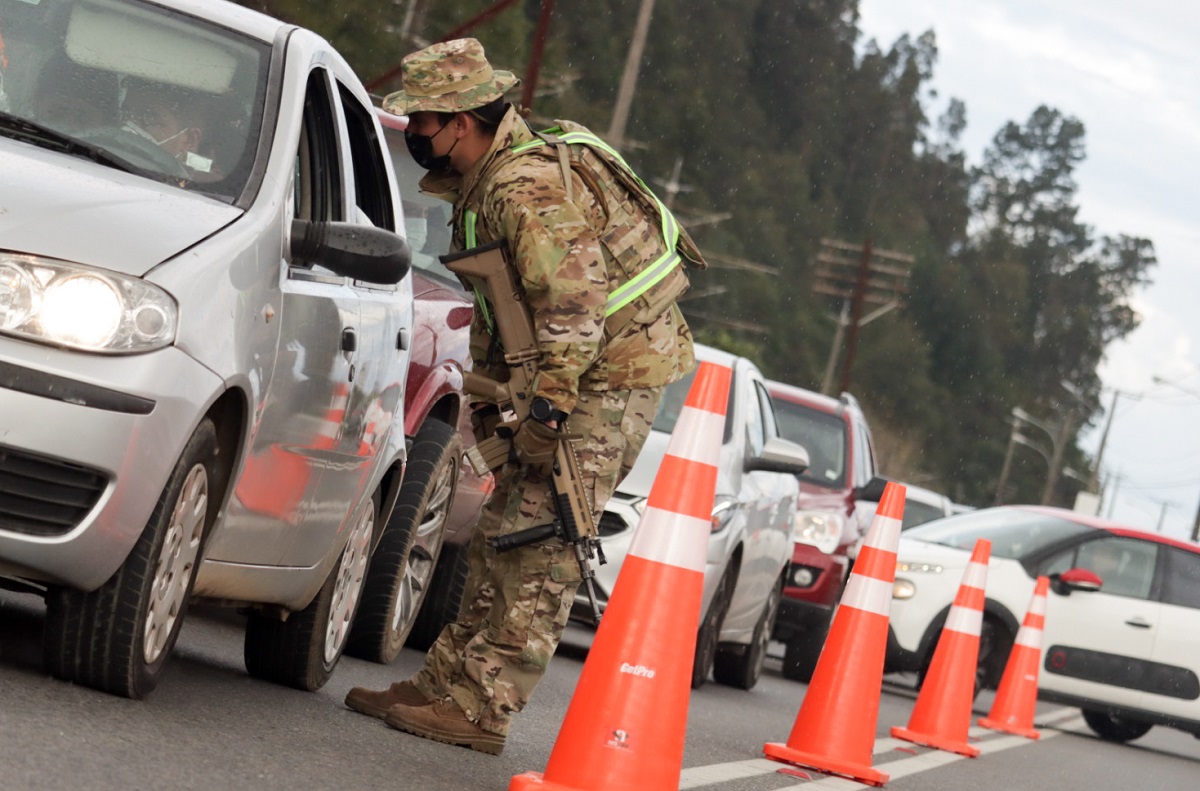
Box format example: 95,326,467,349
905,508,1094,560
651,365,734,443
0,0,270,203
772,398,846,487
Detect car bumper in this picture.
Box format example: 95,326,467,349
0,343,221,591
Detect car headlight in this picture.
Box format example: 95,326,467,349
893,578,917,599
0,254,177,353
792,510,843,554
710,496,738,533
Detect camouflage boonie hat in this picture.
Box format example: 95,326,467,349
383,38,520,116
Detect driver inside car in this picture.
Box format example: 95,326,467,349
120,80,217,177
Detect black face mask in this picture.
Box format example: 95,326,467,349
405,117,457,172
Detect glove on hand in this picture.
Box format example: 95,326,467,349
509,419,560,476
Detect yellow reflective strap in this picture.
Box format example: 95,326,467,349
463,210,494,334
606,250,682,314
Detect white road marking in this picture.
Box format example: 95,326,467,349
678,707,1085,789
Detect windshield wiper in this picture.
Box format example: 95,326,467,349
0,112,137,174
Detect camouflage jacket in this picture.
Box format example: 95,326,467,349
420,106,694,414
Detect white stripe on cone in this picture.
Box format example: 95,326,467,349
862,515,902,550
628,510,712,572
944,605,984,637
1014,625,1044,649
840,574,893,617
659,410,724,465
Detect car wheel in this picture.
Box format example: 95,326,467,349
1082,709,1153,743
916,615,1012,699
406,537,471,651
43,418,218,699
346,420,461,663
781,619,827,683
713,575,783,691
692,561,738,689
244,489,377,690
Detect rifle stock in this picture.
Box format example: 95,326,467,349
442,241,606,624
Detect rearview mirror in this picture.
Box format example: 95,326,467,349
745,436,809,475
1050,567,1102,596
290,220,411,285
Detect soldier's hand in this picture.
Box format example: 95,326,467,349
508,419,559,475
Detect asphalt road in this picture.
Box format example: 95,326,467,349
1,590,1197,791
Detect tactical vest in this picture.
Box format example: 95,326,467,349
463,121,705,338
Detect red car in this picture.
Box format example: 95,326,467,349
766,381,888,681
341,111,493,664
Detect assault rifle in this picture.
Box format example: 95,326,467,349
441,240,606,624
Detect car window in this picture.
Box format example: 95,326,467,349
0,0,269,203
1160,547,1200,609
294,69,343,226
902,499,946,530
1068,537,1157,600
338,82,394,232
378,123,460,284
907,508,1093,559
772,398,846,487
743,378,766,457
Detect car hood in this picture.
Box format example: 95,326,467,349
896,536,973,570
0,139,242,275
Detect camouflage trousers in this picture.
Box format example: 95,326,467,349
411,386,663,736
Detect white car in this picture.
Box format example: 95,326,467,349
574,344,808,690
887,506,1200,742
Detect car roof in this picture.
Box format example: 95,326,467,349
155,0,289,43
692,342,742,371
1008,505,1200,554
766,380,856,417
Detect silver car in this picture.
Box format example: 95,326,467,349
0,0,412,698
576,344,808,690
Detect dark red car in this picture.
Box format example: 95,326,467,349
766,381,887,681
341,111,492,665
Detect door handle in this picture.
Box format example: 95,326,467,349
1124,617,1152,629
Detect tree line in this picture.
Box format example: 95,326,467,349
237,0,1155,509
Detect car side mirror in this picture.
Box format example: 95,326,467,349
853,475,890,503
1050,567,1103,596
290,219,411,284
745,436,809,475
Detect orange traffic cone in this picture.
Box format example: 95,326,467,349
892,538,992,757
510,361,733,791
762,482,907,787
978,576,1050,739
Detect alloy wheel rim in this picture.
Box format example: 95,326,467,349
325,505,375,664
389,460,455,634
144,464,208,664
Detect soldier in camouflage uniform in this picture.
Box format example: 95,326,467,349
344,38,699,755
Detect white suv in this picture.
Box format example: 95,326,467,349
573,344,808,691
887,506,1200,742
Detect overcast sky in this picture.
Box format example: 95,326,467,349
857,1,1200,540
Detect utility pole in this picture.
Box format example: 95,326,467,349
607,0,656,147
812,238,912,395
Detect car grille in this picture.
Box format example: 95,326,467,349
0,446,107,536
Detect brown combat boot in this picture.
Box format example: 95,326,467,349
344,681,431,719
384,699,506,756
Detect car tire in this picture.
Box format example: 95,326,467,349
1082,709,1153,743
781,617,828,683
244,489,377,691
692,561,738,689
916,615,1012,699
714,574,783,691
44,418,218,699
405,537,471,651
346,420,461,663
